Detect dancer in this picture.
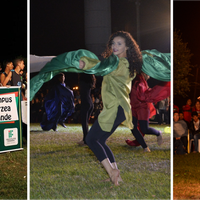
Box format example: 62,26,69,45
125,49,170,150
77,73,96,146
40,73,74,131
30,31,142,185
126,72,170,152
78,31,142,185
30,33,170,185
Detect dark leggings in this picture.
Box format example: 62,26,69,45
131,116,160,148
81,101,94,143
86,106,125,162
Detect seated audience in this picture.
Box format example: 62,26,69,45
173,111,188,154
179,111,188,124
192,99,200,119
189,111,200,153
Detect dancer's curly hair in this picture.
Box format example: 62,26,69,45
102,31,143,77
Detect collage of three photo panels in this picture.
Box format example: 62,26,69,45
0,0,200,199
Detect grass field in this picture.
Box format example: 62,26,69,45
0,145,27,199
173,153,200,200
30,123,171,199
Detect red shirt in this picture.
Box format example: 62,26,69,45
130,74,170,121
182,104,192,123
173,105,179,113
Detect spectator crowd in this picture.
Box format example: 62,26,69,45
173,98,200,154
0,57,27,142
0,58,27,99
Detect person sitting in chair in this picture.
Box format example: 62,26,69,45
173,111,188,154
189,111,200,153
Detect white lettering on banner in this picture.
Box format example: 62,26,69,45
0,94,18,122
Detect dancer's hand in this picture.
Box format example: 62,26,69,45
79,60,85,69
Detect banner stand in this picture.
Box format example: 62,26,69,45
0,87,23,153
0,148,24,154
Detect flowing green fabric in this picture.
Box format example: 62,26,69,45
30,49,119,100
30,49,171,100
141,49,171,82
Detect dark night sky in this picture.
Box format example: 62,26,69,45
174,1,200,106
0,0,27,65
30,0,170,90
30,0,170,56
174,1,200,67
0,0,171,89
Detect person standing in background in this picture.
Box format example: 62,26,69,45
1,60,14,86
77,73,96,146
158,98,169,125
182,99,192,127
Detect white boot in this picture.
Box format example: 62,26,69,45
101,158,120,186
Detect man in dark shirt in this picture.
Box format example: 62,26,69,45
12,57,25,87
189,111,200,153
3,57,27,141
3,57,24,86
3,57,26,100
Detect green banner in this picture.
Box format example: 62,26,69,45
0,87,23,153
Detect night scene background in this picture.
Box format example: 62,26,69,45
0,0,171,104
30,0,170,92
0,0,27,66
3,1,200,110
174,0,200,108
30,0,170,55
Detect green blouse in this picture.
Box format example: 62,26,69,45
29,49,170,132
81,56,135,132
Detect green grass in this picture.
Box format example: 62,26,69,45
0,145,27,199
30,123,171,199
173,153,200,199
